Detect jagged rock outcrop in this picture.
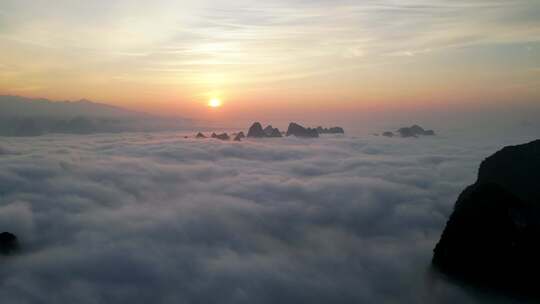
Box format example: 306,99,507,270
267,127,283,138
329,127,345,134
263,125,283,138
433,139,540,297
245,122,341,138
316,126,345,134
286,123,319,138
247,122,266,138
263,125,274,136
212,133,230,141
196,132,206,139
397,125,435,137
246,123,283,138
234,132,245,141
244,122,343,138
0,232,19,255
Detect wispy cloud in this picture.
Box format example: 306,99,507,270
0,0,539,114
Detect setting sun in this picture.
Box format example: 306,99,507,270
208,98,222,108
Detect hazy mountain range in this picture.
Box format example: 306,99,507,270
0,96,195,136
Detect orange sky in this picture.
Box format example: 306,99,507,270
1,0,539,122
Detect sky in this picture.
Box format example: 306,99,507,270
0,0,539,122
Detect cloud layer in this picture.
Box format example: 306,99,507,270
0,131,538,303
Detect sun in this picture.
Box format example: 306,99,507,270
208,98,222,108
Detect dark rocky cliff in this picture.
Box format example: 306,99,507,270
433,139,540,297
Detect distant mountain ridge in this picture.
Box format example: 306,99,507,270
0,95,194,136
0,95,151,118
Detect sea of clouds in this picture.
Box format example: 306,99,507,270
0,129,538,303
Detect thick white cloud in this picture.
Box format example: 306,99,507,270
0,131,537,303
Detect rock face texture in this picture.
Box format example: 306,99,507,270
0,232,19,255
214,133,230,141
286,123,319,138
247,122,266,138
263,125,275,136
397,125,435,137
234,132,245,141
433,139,540,296
267,127,283,138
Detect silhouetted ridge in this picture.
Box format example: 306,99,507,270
263,125,274,136
211,133,230,141
397,125,435,137
198,122,344,141
247,122,266,138
316,126,344,134
0,232,19,255
234,132,245,141
379,125,435,138
433,139,540,298
286,123,319,138
246,123,283,138
0,95,194,136
266,126,283,138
